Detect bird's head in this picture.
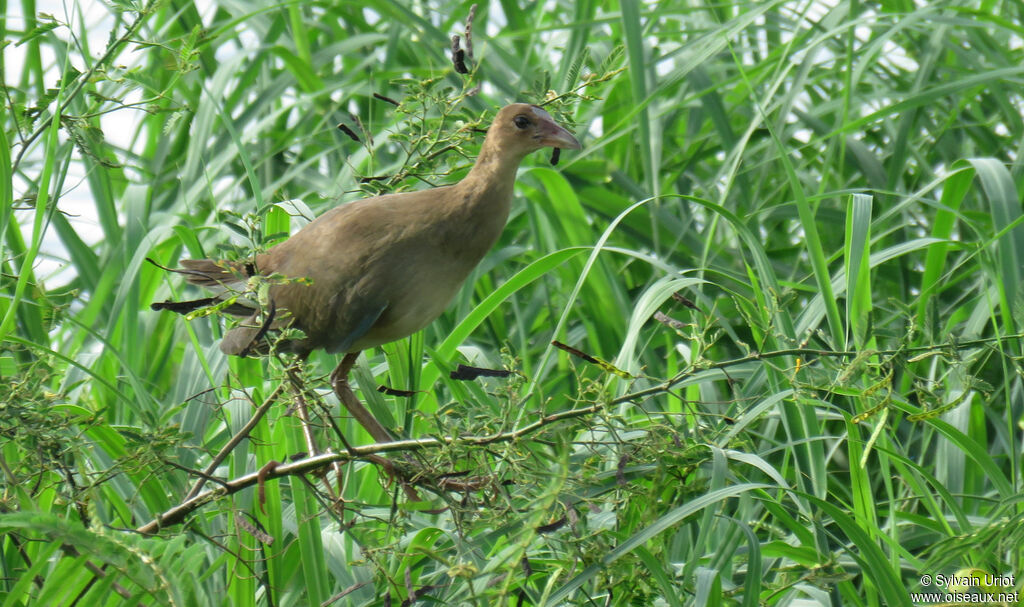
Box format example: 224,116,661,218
489,103,581,157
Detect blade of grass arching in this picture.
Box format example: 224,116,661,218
0,537,64,607
829,66,1024,141
281,420,327,605
558,0,595,88
844,194,872,350
736,520,764,607
544,483,770,605
619,0,653,196
893,400,1014,499
805,496,912,607
0,108,10,266
968,158,1024,336
0,100,61,344
633,547,683,607
748,79,843,346
680,146,797,341
725,451,811,519
203,78,266,213
612,275,705,381
417,248,583,409
683,192,827,505
914,165,973,336
285,3,322,92
514,196,658,425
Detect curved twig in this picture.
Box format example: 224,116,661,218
137,332,1024,534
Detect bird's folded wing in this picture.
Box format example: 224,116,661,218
325,302,388,354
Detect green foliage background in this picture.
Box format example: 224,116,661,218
3,0,1024,605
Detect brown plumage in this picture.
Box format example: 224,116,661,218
153,103,580,442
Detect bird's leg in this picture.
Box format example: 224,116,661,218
330,353,424,502
331,352,395,443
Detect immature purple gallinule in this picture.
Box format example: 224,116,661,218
154,104,581,442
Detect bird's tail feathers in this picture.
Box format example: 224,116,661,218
146,256,252,288
148,257,257,317
148,257,297,356
179,258,252,288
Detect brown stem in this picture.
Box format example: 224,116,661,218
137,333,1024,532
184,383,284,501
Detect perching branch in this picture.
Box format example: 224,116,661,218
136,331,1024,534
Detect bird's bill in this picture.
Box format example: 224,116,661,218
536,121,582,149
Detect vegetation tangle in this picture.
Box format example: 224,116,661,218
2,1,1023,606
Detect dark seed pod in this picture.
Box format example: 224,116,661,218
450,364,513,381
336,123,360,143
372,92,399,106
453,49,468,74
451,35,468,74
377,385,417,397
464,4,476,60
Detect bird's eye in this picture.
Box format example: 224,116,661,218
513,115,531,129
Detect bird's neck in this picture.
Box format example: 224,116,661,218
463,139,526,197
439,138,526,261
453,139,526,218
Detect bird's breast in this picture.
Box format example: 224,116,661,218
351,258,471,349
